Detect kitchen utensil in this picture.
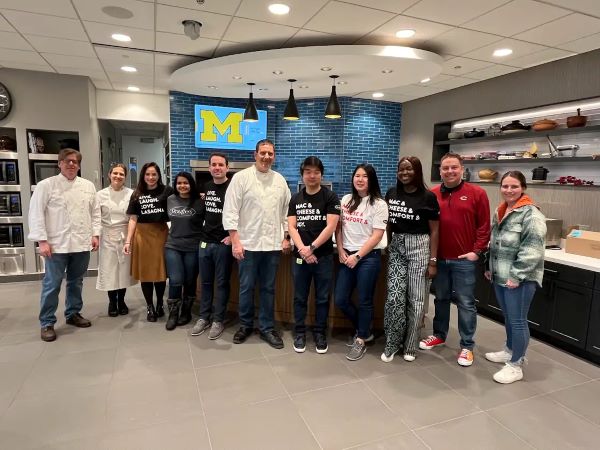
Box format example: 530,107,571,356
567,108,587,128
464,128,485,138
532,118,558,131
0,135,17,151
532,166,549,182
546,136,579,157
447,131,463,140
478,168,498,182
501,120,530,132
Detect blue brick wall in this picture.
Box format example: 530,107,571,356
169,91,402,196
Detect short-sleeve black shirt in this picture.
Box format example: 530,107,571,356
385,186,439,234
199,179,230,243
126,185,173,223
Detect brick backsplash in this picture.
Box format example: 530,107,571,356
169,91,402,196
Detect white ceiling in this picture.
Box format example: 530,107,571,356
0,0,598,102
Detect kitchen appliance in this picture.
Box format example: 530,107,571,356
0,160,18,185
0,248,25,275
31,161,60,184
567,108,587,128
190,160,254,194
546,136,579,157
545,218,563,248
0,223,24,247
532,166,549,182
464,128,485,138
0,192,21,216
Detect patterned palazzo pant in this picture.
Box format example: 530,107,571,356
384,233,431,357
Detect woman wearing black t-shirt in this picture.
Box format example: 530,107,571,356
382,156,440,363
124,162,173,322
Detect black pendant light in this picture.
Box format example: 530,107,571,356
283,79,299,121
243,82,258,122
324,75,342,119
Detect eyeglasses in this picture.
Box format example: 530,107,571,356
61,159,80,166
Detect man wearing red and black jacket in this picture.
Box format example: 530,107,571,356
419,153,490,367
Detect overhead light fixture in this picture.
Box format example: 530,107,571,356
111,33,131,42
320,66,332,71
127,86,139,92
381,69,393,74
283,79,299,121
272,70,284,75
243,82,258,122
268,3,290,15
325,75,342,119
493,48,513,57
372,92,384,98
420,77,431,83
396,29,415,38
121,65,137,72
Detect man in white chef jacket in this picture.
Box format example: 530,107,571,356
223,139,291,349
28,148,101,342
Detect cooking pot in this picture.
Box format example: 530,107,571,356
0,135,17,151
567,108,587,128
501,120,530,133
464,128,485,138
532,166,549,182
532,118,558,131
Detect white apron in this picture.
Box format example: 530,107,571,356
96,186,136,291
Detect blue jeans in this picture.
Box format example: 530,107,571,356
292,254,334,336
494,281,536,364
198,242,234,322
334,250,382,339
39,251,91,327
165,248,199,299
433,258,477,349
238,251,281,333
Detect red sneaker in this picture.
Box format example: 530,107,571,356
419,335,445,350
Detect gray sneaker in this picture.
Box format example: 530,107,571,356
346,339,367,361
208,321,225,340
346,332,374,347
190,318,210,336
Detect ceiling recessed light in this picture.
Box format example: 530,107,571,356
272,70,284,75
232,75,242,80
298,85,309,89
101,6,134,19
381,69,393,74
420,77,431,83
493,48,513,57
111,33,131,42
207,85,218,89
268,3,290,15
127,86,140,92
337,81,347,85
372,92,384,98
320,66,332,72
395,29,415,38
121,66,137,72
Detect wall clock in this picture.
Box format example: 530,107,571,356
0,82,13,121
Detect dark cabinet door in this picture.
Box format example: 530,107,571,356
474,261,491,308
548,280,593,349
586,291,600,357
528,282,552,331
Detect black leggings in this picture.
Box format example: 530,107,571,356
107,288,127,303
141,281,166,306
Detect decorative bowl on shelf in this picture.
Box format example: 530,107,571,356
501,120,530,133
532,118,558,131
567,108,587,128
464,128,485,138
478,168,498,182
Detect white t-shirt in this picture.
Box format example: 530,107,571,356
340,194,388,252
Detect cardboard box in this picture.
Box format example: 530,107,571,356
565,230,600,259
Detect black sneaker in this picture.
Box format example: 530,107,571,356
293,335,306,353
315,334,328,354
233,327,253,344
260,330,284,349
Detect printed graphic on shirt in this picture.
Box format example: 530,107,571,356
169,205,197,217
204,189,224,214
139,194,165,215
341,203,369,225
388,199,420,223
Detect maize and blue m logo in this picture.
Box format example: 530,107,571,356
194,105,267,151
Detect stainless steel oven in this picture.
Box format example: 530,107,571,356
0,248,26,275
190,160,254,194
0,160,18,185
0,223,24,247
32,161,60,184
0,192,21,216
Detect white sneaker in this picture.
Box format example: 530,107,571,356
485,349,512,363
403,354,416,362
493,363,523,384
381,350,397,363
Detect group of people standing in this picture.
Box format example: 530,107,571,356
29,142,546,385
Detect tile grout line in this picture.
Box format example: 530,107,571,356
483,410,539,449
262,346,324,450
528,346,598,380
102,327,124,437
542,391,600,429
186,333,214,450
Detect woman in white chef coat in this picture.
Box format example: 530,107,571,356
96,163,136,316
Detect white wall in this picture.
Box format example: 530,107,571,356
121,135,165,189
96,90,169,123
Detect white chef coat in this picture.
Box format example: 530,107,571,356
28,174,101,253
95,186,136,290
222,165,291,251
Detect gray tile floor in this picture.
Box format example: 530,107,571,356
1,278,600,449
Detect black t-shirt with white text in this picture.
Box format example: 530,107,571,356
199,179,230,243
165,194,204,251
385,186,439,235
126,185,173,223
287,187,340,258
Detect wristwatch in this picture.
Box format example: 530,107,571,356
309,243,316,252
429,257,437,262
354,253,361,261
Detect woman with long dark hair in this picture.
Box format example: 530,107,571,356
485,171,546,383
335,164,388,361
164,172,204,330
124,162,173,322
381,156,439,363
96,163,136,316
